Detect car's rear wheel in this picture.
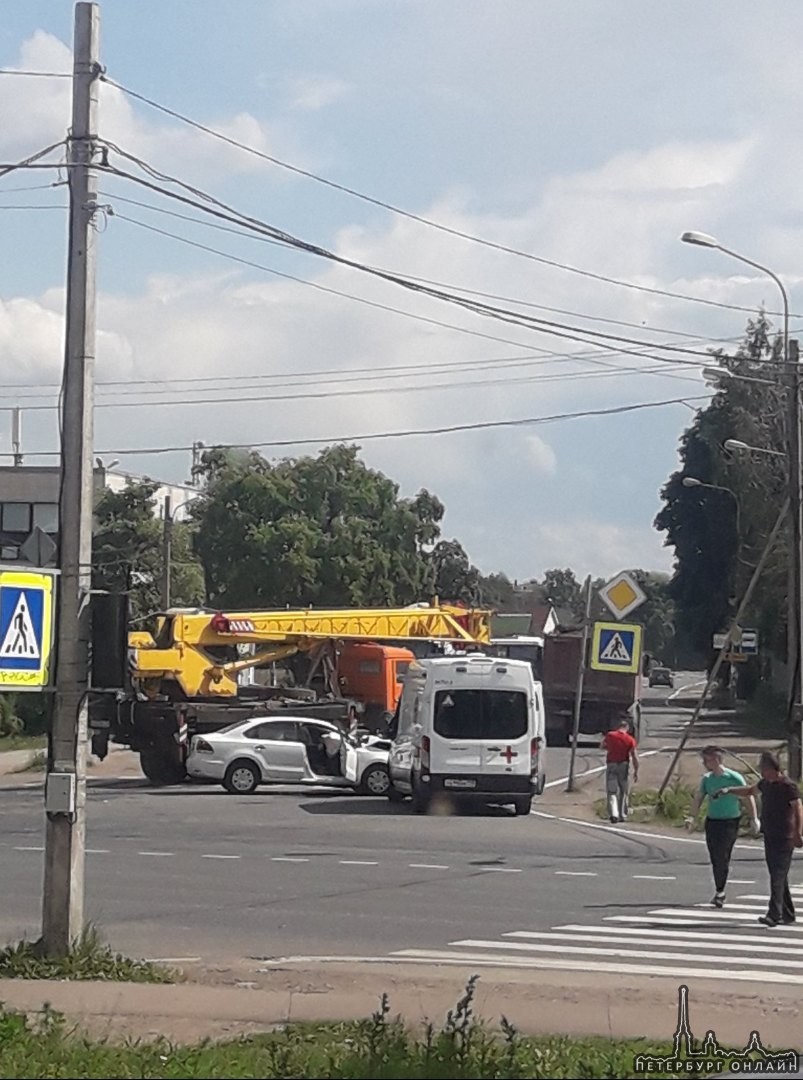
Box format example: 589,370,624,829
359,763,391,796
223,760,260,794
513,795,532,815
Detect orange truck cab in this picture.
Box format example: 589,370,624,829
337,642,414,731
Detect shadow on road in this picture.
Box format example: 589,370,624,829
300,798,407,815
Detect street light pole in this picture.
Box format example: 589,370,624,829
681,231,802,779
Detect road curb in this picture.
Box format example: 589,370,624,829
1,968,801,1049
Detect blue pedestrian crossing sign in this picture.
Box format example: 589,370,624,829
590,621,642,674
0,568,55,690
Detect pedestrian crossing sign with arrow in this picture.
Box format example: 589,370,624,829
590,621,642,674
0,568,55,690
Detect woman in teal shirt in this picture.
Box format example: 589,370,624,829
687,745,759,908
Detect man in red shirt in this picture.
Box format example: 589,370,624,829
603,718,639,823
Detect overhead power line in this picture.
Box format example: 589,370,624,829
6,356,699,411
110,210,714,377
0,140,65,180
100,153,717,367
0,69,71,78
100,188,774,347
101,75,798,319
18,393,710,459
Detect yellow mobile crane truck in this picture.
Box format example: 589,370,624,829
89,604,491,783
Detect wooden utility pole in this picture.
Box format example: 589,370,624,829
566,575,592,793
41,2,100,957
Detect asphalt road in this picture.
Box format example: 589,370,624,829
3,675,796,987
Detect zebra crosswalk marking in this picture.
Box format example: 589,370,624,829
510,929,803,953
387,884,803,983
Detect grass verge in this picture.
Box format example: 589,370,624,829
0,734,46,753
0,976,764,1079
593,781,756,834
0,927,176,983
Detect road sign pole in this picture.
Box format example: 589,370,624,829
42,2,100,958
566,575,593,793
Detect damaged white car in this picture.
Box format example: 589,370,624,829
186,715,391,796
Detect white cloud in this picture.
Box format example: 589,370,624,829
288,76,350,111
0,32,285,180
5,10,803,581
535,520,672,580
525,434,556,475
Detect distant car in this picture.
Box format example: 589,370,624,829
649,666,674,688
186,716,391,796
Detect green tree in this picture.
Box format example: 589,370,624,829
192,445,447,609
655,313,787,667
541,568,583,616
430,539,480,602
92,480,205,621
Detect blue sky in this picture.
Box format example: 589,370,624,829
1,2,802,580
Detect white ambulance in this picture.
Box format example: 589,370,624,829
387,652,546,815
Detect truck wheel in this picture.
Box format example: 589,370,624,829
513,795,532,816
359,764,391,796
139,747,187,785
223,760,260,794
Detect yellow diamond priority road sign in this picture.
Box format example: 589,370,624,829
0,567,55,691
599,571,647,620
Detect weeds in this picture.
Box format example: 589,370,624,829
0,978,749,1079
0,926,176,983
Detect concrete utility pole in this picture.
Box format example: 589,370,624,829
42,1,101,957
161,494,172,609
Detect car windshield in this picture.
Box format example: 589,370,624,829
433,689,528,740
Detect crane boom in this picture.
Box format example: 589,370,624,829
133,604,491,699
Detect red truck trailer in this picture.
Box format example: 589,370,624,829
542,629,642,744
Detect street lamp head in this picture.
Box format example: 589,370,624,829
681,230,720,249
724,439,751,453
703,366,729,381
682,476,704,487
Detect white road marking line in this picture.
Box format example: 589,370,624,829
202,854,240,860
138,851,174,857
633,874,676,880
554,870,597,876
384,949,803,983
339,860,378,866
530,809,759,849
543,926,803,951
409,863,449,870
480,867,522,873
643,906,797,923
542,748,661,789
556,920,803,946
13,845,43,851
271,856,309,863
446,938,803,970
86,848,109,854
693,901,766,911
604,913,803,931
727,879,755,885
